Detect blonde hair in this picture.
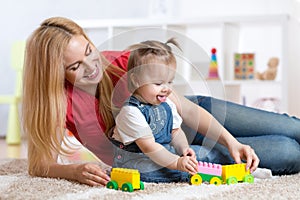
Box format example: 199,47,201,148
23,17,124,175
126,38,181,92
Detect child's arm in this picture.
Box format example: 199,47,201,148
171,127,196,158
166,98,196,158
136,136,198,174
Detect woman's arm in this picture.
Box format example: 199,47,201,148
28,139,110,186
47,162,110,186
169,92,259,172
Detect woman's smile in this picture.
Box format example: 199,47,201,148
84,66,99,80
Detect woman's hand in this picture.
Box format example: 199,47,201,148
229,141,260,173
74,163,111,186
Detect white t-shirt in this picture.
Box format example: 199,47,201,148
113,98,182,145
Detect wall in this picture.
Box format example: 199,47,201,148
1,0,299,136
0,0,149,136
288,5,300,117
180,0,290,17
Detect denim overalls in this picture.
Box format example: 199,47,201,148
111,96,189,183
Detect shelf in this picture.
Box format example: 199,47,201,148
76,14,289,113
76,14,289,29
223,80,282,85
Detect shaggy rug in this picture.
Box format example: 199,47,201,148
0,159,299,200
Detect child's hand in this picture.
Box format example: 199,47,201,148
182,147,196,159
176,155,198,175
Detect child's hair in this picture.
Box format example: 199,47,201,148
126,38,181,92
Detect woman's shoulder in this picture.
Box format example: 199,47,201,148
101,50,130,71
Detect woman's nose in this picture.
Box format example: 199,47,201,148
82,57,94,70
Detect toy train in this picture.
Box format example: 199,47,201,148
106,162,254,192
106,168,144,192
190,162,254,185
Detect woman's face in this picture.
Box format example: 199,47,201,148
64,35,103,91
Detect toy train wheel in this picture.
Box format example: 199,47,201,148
106,180,118,190
243,174,254,183
210,177,222,185
226,176,238,185
122,182,134,192
140,181,145,190
190,174,202,185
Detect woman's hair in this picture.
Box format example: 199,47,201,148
126,38,181,92
22,17,124,175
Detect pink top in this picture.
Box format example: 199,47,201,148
65,51,130,165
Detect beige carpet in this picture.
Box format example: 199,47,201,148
0,159,299,200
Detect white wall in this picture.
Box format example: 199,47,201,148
0,0,149,136
287,0,300,117
1,0,300,136
180,0,291,17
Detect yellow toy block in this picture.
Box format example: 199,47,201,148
107,168,144,192
222,163,252,184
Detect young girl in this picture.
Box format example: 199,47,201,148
111,38,198,182
22,16,299,187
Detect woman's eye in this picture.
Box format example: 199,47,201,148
86,46,92,56
70,63,81,71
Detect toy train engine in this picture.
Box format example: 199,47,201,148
190,162,254,185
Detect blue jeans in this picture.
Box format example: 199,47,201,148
184,95,300,175
113,144,190,183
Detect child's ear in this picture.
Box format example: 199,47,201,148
130,73,139,88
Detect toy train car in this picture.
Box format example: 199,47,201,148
190,162,254,185
106,168,144,192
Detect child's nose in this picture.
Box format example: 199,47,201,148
162,84,172,93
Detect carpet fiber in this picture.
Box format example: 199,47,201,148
0,159,299,200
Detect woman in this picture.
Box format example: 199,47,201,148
22,17,299,186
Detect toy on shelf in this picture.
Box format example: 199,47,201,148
255,57,279,80
207,48,220,80
190,162,254,186
106,168,144,192
234,53,255,80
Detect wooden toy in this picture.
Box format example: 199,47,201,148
234,53,255,80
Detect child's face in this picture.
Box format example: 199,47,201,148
133,63,176,105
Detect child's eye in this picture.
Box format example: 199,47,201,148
155,83,162,86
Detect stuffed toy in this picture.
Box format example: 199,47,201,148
255,57,279,80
